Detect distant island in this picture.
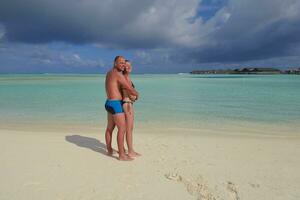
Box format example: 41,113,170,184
190,67,300,75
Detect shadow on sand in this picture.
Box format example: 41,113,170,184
65,135,117,159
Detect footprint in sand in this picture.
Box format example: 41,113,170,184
226,181,240,200
249,182,260,188
165,173,217,200
22,181,42,187
165,173,241,200
165,173,182,181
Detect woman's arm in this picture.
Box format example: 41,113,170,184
126,76,138,101
118,74,139,97
129,95,137,101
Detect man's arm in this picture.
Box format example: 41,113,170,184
118,75,139,97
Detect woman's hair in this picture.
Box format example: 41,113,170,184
123,60,131,75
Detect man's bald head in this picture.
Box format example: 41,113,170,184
114,56,124,66
113,56,126,71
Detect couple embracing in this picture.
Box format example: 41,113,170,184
104,56,141,161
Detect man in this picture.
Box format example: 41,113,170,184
104,56,139,161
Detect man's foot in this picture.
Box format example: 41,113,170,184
106,148,114,156
128,151,142,157
118,154,134,161
115,148,127,154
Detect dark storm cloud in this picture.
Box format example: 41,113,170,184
0,0,199,48
181,17,300,63
1,0,300,67
0,0,157,47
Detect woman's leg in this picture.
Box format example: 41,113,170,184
124,103,133,152
124,103,141,157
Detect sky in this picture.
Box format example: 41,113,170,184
0,0,300,73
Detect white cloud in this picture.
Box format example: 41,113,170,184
0,43,106,68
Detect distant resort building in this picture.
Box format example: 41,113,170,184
283,68,300,74
190,67,300,74
234,68,281,74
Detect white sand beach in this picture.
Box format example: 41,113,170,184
1,126,299,200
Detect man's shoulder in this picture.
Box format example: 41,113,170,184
106,69,116,77
107,69,123,79
107,68,114,74
112,70,123,78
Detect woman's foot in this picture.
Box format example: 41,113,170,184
128,151,141,157
118,154,134,161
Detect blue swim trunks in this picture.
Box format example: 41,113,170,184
105,100,124,114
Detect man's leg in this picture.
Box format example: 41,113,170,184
105,112,115,155
113,113,133,161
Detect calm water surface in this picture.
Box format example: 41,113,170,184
0,74,299,133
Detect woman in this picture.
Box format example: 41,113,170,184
122,60,141,157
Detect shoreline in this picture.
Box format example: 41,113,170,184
0,118,299,138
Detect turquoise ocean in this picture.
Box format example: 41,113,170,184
0,74,299,135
